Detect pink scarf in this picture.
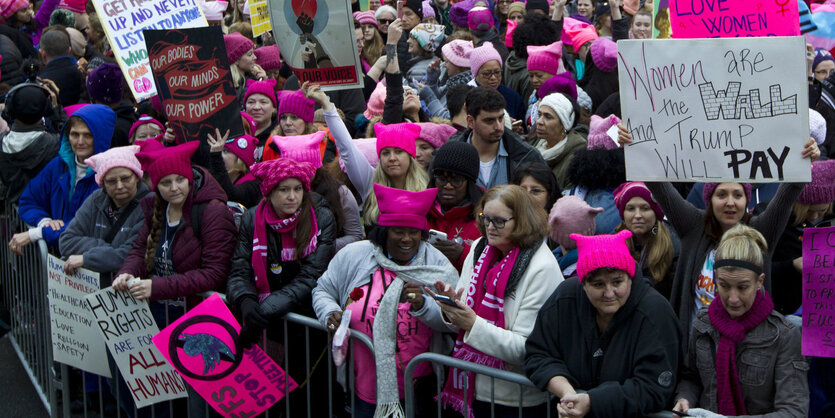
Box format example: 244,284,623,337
438,245,519,418
251,201,319,301
235,172,256,185
708,289,773,416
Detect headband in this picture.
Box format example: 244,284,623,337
714,259,763,276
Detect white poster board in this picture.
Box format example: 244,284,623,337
85,288,187,408
47,255,110,377
617,37,811,183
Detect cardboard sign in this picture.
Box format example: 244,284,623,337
153,294,297,417
145,26,244,144
248,0,272,36
669,0,800,38
269,0,364,91
46,255,110,377
617,37,810,183
85,288,187,408
802,227,835,358
90,0,208,102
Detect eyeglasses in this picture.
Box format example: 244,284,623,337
478,213,513,229
478,70,502,80
434,174,466,188
104,175,135,187
378,18,394,24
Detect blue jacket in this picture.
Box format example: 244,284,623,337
18,105,116,248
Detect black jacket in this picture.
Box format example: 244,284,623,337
449,127,546,183
524,276,681,417
0,34,25,86
207,152,262,209
226,194,336,319
0,124,59,204
109,100,137,148
397,31,412,76
0,24,35,59
39,56,84,107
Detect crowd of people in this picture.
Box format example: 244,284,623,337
0,0,834,417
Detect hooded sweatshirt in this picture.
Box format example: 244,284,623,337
0,123,60,203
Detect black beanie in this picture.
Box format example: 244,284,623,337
404,0,423,17
431,141,480,183
526,0,549,14
9,85,49,125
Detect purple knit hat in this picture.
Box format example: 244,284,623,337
254,45,281,71
612,182,664,221
797,160,835,205
244,78,278,108
587,114,621,150
468,6,494,32
277,90,314,123
422,0,435,18
537,71,577,100
590,37,617,72
549,196,603,250
571,230,636,282
702,182,753,207
814,48,835,72
449,0,475,28
224,33,253,64
86,63,124,104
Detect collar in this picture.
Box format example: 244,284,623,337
10,122,46,132
467,131,508,157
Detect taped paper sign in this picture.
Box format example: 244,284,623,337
617,37,810,182
46,254,110,377
802,227,835,358
669,0,800,38
153,293,297,417
85,288,187,408
248,0,272,36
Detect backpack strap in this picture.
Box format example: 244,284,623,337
191,202,207,241
103,200,139,244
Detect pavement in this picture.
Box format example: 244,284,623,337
0,335,50,418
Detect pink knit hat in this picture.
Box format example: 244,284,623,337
135,141,200,190
353,10,377,27
441,39,474,68
85,145,143,187
250,157,316,195
549,196,603,250
422,0,435,18
612,182,664,221
135,138,165,153
587,114,620,151
469,42,502,76
58,0,85,13
797,160,835,205
225,134,259,167
254,45,281,71
270,131,327,171
590,37,617,72
467,6,494,31
244,78,277,108
241,111,257,135
364,82,386,119
416,122,457,149
564,23,598,49
374,183,438,230
571,230,636,282
375,122,421,158
278,90,314,124
128,115,165,141
354,137,379,168
64,103,88,117
224,33,253,64
702,182,752,207
623,0,640,15
526,41,565,75
1,0,29,18
199,0,228,21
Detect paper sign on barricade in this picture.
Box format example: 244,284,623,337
269,0,364,91
46,254,110,377
90,0,208,102
249,0,271,36
802,227,835,358
669,0,800,38
617,37,810,183
85,288,187,408
153,293,297,418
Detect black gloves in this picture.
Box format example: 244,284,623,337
238,297,269,349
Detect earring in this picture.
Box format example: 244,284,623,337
651,225,658,236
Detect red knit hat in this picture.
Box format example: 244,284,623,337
135,141,200,190
571,230,636,282
526,41,565,75
244,78,277,108
135,138,165,153
250,157,316,196
374,183,438,230
702,182,752,207
374,122,421,158
58,0,86,13
254,45,281,71
224,134,259,167
277,90,314,124
270,131,327,170
797,160,835,205
224,33,253,64
128,115,165,141
612,182,664,221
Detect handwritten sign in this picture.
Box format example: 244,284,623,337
46,255,110,377
617,37,810,183
248,0,271,36
268,0,363,91
145,27,244,144
85,288,187,408
90,0,208,102
669,0,800,38
153,293,296,417
802,227,835,358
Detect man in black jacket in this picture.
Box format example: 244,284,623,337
448,86,545,189
38,29,84,107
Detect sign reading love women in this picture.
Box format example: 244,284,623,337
90,0,208,101
802,227,835,358
617,37,810,183
669,0,800,38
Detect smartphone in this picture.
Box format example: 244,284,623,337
433,294,459,307
671,411,690,417
428,229,448,244
396,0,403,19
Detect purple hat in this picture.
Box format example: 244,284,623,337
422,0,435,18
587,114,620,150
537,71,577,101
612,182,664,221
468,6,494,32
449,0,475,28
86,63,123,104
702,182,753,206
797,160,835,205
590,37,617,72
814,48,835,72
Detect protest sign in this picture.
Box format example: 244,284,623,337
46,255,110,377
653,0,672,39
248,0,271,36
153,293,297,417
617,37,810,183
669,0,800,38
85,288,187,408
90,0,208,102
802,227,835,358
145,26,244,144
269,0,364,90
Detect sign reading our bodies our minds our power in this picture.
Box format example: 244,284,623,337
617,37,810,183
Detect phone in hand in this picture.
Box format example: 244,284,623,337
433,294,459,307
397,0,403,19
428,229,448,244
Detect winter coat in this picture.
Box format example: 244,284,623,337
646,182,804,337
207,152,262,208
676,309,809,417
118,167,237,301
58,183,151,281
18,105,116,248
0,124,59,203
525,130,587,190
426,203,481,272
0,24,36,60
39,55,84,107
226,194,336,319
498,84,526,121
504,51,533,106
109,100,137,148
0,34,24,86
405,56,433,85
20,0,57,46
524,276,681,417
449,127,546,188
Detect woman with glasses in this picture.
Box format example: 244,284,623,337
375,5,397,37
470,42,526,121
813,48,835,83
429,184,563,418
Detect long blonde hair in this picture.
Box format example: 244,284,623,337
792,202,834,226
362,27,385,65
362,156,429,225
617,220,674,284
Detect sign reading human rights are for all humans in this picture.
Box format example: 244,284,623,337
46,254,110,377
669,0,800,38
617,37,810,182
85,288,187,408
802,227,835,358
90,0,208,101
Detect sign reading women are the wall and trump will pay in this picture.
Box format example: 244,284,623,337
617,37,810,183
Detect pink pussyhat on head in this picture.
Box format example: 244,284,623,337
373,183,438,230
250,157,316,196
271,131,327,171
570,230,636,282
84,145,143,187
374,122,421,158
135,141,200,190
526,41,565,75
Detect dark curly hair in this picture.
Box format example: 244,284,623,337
566,148,626,191
512,13,560,59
